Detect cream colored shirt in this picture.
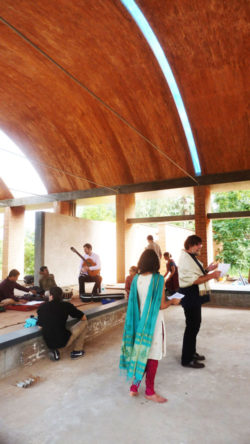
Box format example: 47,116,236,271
146,241,162,260
178,250,210,294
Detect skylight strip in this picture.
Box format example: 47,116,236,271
120,0,201,175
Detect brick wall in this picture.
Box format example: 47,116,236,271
2,206,25,279
0,306,127,379
194,186,212,267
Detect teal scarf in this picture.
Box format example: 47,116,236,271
119,273,164,384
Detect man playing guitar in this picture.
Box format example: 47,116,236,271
78,243,102,296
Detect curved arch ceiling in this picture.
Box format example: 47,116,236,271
0,0,249,201
137,0,249,175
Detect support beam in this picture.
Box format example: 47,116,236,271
0,170,249,208
34,212,45,285
207,211,250,219
2,206,25,279
127,215,195,224
194,186,213,266
127,211,250,224
53,200,76,216
116,194,135,283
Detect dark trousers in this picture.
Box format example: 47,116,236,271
181,304,202,365
79,275,102,295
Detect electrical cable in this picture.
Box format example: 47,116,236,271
0,146,118,194
0,16,199,186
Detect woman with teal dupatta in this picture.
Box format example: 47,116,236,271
120,249,180,403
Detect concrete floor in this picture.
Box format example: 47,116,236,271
0,306,249,444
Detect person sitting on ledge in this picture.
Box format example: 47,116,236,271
39,266,57,294
78,243,102,297
0,269,37,307
125,266,138,299
37,286,88,361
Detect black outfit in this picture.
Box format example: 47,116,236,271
37,300,84,349
179,254,207,366
179,284,201,365
79,275,102,295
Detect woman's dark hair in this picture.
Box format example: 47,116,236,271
137,249,160,274
163,252,172,259
184,235,202,250
50,286,63,302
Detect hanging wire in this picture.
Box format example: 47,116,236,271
0,16,199,186
0,146,118,194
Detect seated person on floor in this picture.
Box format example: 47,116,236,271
78,243,102,297
37,286,88,361
38,266,57,294
125,266,138,299
0,269,37,307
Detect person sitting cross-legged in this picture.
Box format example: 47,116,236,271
37,286,88,361
0,269,37,306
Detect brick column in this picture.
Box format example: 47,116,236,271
2,206,25,279
194,186,213,267
53,200,76,216
158,223,166,275
116,194,135,283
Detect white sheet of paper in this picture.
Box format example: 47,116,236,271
217,263,230,277
25,301,44,306
167,292,184,300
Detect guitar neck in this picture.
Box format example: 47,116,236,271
71,248,85,261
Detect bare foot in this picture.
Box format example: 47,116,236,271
130,391,139,397
145,393,168,403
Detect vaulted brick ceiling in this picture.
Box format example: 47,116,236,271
0,0,249,200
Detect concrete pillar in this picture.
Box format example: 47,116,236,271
53,200,76,216
194,186,213,267
34,211,45,286
116,194,135,283
2,206,25,279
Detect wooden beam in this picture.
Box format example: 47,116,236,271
0,187,115,208
0,170,249,208
127,215,195,224
207,211,250,219
128,211,250,224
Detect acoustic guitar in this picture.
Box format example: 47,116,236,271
70,247,100,277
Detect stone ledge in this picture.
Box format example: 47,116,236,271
0,300,127,378
209,290,250,308
0,299,127,351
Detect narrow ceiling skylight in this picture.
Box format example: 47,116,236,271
0,130,47,198
120,0,201,175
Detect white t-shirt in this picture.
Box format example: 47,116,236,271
79,252,101,276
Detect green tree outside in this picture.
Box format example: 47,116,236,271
80,204,116,222
24,231,35,275
212,191,250,277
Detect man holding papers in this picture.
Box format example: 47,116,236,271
178,235,221,369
